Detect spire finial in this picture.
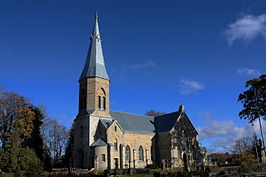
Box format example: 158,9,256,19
95,11,99,19
179,104,185,113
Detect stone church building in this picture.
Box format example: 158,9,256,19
73,15,204,170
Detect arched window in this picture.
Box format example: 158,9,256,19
138,146,144,161
97,88,106,110
125,145,131,161
114,139,118,151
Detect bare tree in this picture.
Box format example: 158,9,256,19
232,137,253,154
232,137,256,163
41,118,69,161
145,110,165,117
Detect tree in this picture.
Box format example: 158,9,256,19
0,89,43,174
251,133,262,162
238,74,266,123
232,137,255,163
0,90,34,170
0,90,35,148
24,106,45,161
41,118,69,162
232,137,253,155
207,152,238,165
63,123,74,169
145,110,165,117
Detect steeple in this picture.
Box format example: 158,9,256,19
78,13,110,117
79,13,109,81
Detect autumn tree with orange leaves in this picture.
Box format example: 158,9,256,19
0,89,43,174
0,89,35,148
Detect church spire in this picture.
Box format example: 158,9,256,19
79,13,109,81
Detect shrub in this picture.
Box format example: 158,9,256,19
145,163,159,169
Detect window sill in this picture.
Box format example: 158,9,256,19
98,108,106,111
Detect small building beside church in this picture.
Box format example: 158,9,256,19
73,14,204,170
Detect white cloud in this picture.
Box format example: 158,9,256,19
197,112,252,152
198,114,266,153
237,68,261,77
225,14,266,45
179,79,204,95
122,60,156,71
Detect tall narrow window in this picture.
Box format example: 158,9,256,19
98,96,101,109
83,98,86,109
114,139,118,151
80,126,83,137
103,96,106,110
125,145,131,161
80,89,86,110
138,146,144,161
101,154,106,162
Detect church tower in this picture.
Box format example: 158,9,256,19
78,13,110,117
74,13,111,169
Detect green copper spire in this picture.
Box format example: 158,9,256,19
79,13,109,81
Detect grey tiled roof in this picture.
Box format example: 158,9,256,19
79,16,109,81
91,138,108,147
110,111,155,134
109,110,184,134
154,111,181,133
100,119,113,128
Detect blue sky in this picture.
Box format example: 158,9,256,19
0,0,266,152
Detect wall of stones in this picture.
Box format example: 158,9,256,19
169,113,201,167
156,132,171,162
106,121,124,169
94,146,108,170
73,113,90,168
123,132,154,168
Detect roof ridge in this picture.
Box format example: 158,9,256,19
110,110,154,119
155,111,180,118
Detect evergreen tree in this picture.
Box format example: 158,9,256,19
64,124,74,169
24,106,45,161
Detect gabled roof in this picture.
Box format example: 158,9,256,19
100,119,113,129
154,111,181,133
79,14,109,81
91,138,108,147
110,111,155,134
98,106,194,134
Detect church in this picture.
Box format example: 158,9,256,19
73,14,204,170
